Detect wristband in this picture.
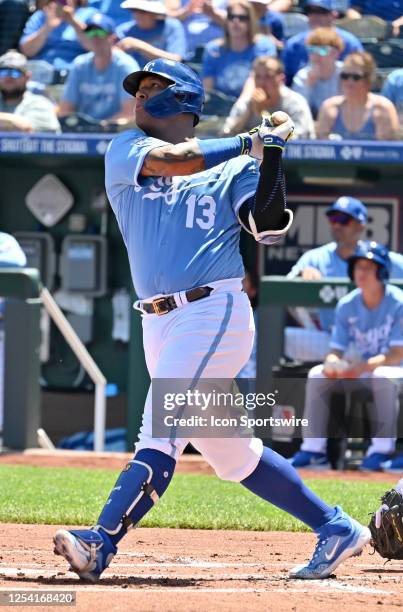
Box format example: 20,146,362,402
262,134,286,150
198,136,243,169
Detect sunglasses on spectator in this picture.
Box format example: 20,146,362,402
85,28,109,38
305,6,331,15
340,72,367,81
227,13,250,21
327,213,353,225
307,45,333,56
0,68,25,79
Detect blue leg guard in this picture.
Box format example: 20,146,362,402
95,448,176,546
241,446,336,530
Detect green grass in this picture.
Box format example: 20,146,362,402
0,465,386,531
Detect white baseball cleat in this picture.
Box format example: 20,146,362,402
53,528,116,583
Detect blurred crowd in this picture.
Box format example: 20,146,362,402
0,0,402,137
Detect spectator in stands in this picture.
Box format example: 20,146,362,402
166,0,226,61
58,14,139,124
201,0,276,99
248,0,284,48
267,0,291,11
19,0,98,70
116,0,187,68
290,241,403,472
0,49,60,132
316,51,399,140
291,27,344,118
282,0,362,85
221,55,315,138
381,68,403,129
347,1,403,36
0,0,30,55
88,0,129,27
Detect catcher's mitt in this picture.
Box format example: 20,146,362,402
368,488,403,560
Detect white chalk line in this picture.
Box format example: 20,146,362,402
0,566,398,595
0,584,393,595
0,561,260,569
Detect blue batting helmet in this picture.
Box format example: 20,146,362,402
348,240,391,282
123,59,205,125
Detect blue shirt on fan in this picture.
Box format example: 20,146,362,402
350,0,403,21
282,27,363,85
201,37,276,98
105,128,259,299
330,284,403,361
20,7,98,70
116,17,187,68
62,49,139,121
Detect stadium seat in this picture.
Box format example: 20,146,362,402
26,60,55,85
335,15,391,42
282,12,309,39
59,113,105,133
201,89,236,117
363,39,403,69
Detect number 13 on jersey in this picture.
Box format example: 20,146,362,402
185,194,216,230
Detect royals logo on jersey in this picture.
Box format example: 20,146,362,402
330,285,403,362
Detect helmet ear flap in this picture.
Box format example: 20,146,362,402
376,264,388,282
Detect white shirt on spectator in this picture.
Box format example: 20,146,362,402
223,84,315,138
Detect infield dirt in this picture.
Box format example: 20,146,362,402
0,451,401,611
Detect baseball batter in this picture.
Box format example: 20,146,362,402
53,59,371,581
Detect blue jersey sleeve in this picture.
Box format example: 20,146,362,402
105,129,167,197
329,301,349,352
227,156,259,216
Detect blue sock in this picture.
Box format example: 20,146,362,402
96,448,176,547
241,447,335,531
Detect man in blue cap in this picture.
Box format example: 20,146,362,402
282,0,363,85
58,13,140,125
289,196,403,283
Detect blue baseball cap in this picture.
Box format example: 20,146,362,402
85,13,115,33
326,196,367,224
305,0,333,11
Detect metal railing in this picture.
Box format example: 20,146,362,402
40,287,107,452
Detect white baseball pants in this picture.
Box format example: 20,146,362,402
134,278,264,482
301,364,403,455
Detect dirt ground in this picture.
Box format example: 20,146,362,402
0,449,398,483
0,451,401,611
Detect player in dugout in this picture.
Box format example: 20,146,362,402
290,241,403,472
